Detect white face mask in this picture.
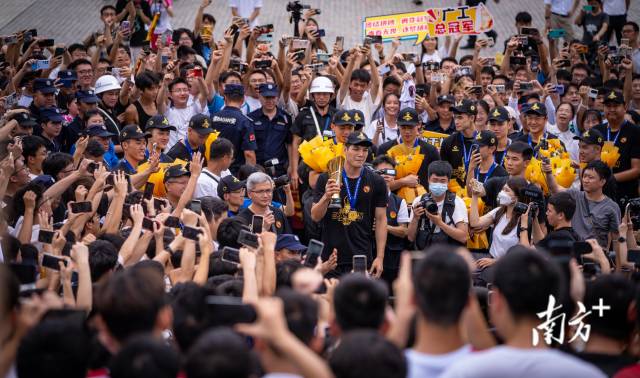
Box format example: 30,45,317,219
497,190,514,206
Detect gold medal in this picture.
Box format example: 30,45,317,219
348,210,359,221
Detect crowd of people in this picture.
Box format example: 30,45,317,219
1,0,640,377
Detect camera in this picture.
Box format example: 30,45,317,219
286,1,310,12
513,202,528,215
420,197,438,215
273,175,290,188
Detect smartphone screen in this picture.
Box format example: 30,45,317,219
143,182,155,200
237,230,259,249
304,239,324,267
336,36,344,50
164,216,180,228
205,296,257,327
221,246,241,264
182,226,202,241
38,230,55,244
42,254,66,271
142,218,155,231
70,201,92,213
251,215,263,234
189,199,202,215
353,254,367,273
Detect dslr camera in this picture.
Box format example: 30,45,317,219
419,196,438,215
287,1,310,12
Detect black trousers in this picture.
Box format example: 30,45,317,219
605,14,627,45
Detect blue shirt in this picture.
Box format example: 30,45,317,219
71,141,119,170
247,107,292,174
241,198,283,210
208,94,226,115
210,106,257,173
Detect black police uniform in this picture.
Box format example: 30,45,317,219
248,107,293,176
291,101,336,142
211,106,257,173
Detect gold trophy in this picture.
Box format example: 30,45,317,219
327,156,345,209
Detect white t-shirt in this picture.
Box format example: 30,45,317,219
441,346,606,378
547,123,579,162
194,168,231,198
487,208,519,259
406,345,472,378
396,195,410,223
603,0,627,16
228,0,263,27
242,95,262,115
410,195,469,233
340,91,379,128
544,0,574,16
165,96,209,150
364,117,400,146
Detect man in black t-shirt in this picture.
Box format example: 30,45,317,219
378,107,440,191
423,95,456,135
440,99,479,188
535,192,581,250
167,114,212,161
311,132,387,277
466,130,508,188
594,90,640,206
236,172,290,235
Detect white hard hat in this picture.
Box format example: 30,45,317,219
309,76,334,94
94,75,121,95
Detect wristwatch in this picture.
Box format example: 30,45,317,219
617,236,627,243
520,227,529,232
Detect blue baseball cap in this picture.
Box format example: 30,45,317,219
58,69,77,82
223,83,245,96
258,83,279,97
275,234,307,252
86,124,115,138
40,107,64,123
33,78,56,94
76,90,99,103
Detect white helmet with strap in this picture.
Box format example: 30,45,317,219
309,76,334,94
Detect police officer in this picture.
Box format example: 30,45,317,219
145,115,177,163
211,83,257,173
290,76,336,189
56,70,79,113
167,114,214,161
30,78,57,124
64,89,100,151
37,107,65,153
248,83,293,177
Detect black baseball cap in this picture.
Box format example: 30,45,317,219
120,124,146,142
163,165,191,182
573,129,604,147
397,107,420,126
345,131,373,147
40,107,64,123
333,109,356,126
488,106,510,122
224,83,245,96
33,78,56,94
258,83,279,97
12,112,38,127
76,90,100,103
603,89,624,105
188,114,214,135
475,130,497,147
349,110,365,129
145,115,177,133
452,99,477,115
217,175,245,198
436,94,455,105
522,101,547,116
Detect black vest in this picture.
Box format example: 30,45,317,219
415,191,463,250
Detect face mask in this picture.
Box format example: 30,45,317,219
497,190,514,206
429,183,448,197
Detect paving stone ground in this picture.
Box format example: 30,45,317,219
1,0,638,59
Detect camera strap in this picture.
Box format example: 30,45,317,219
202,169,220,184
582,192,593,226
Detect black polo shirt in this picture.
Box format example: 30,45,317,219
248,107,293,175
291,102,336,142
594,121,640,200
423,117,455,135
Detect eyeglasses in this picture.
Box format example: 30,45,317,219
251,189,273,195
77,69,93,75
171,89,190,93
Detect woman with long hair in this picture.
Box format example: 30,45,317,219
365,93,401,146
469,177,531,268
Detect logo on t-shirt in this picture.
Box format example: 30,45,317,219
363,185,370,193
332,198,363,226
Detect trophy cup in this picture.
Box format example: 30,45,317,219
327,156,345,209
